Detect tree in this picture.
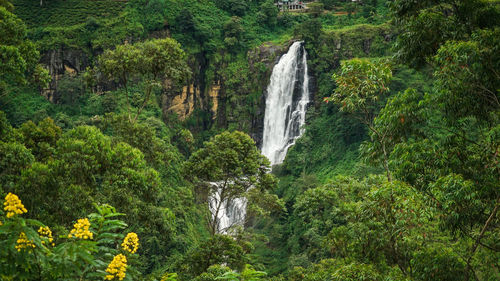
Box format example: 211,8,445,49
290,183,345,261
0,117,177,272
18,117,61,162
293,18,323,59
320,0,340,11
386,1,500,279
0,110,18,142
359,88,425,180
223,16,244,54
0,5,49,94
257,0,278,28
184,131,278,235
215,0,249,16
175,9,196,35
212,264,267,281
325,58,393,180
0,0,13,11
346,2,356,18
184,235,249,276
0,142,33,191
307,2,324,18
192,264,232,281
288,259,387,281
0,199,143,280
95,38,190,122
411,247,467,281
390,0,500,67
100,113,182,177
433,29,500,120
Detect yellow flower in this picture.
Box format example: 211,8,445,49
38,226,55,246
121,232,139,254
105,254,127,280
3,193,27,218
15,232,35,252
68,218,93,240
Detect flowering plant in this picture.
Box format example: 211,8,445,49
0,193,141,280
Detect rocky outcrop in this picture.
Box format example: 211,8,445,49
162,82,220,121
40,48,89,103
248,41,291,73
164,84,199,120
208,82,220,118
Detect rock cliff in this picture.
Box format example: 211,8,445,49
40,48,89,103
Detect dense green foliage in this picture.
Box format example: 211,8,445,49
0,3,48,94
1,0,499,280
93,37,190,122
1,203,143,280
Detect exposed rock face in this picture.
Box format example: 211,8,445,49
248,42,290,70
208,82,220,118
37,24,390,148
164,84,198,120
41,48,89,103
162,82,220,121
39,25,173,104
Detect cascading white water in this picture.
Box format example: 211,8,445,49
208,183,247,234
261,41,310,165
209,42,310,234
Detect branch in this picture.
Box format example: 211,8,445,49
475,84,500,108
427,124,483,148
465,196,500,280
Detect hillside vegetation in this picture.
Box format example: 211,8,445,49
0,0,499,280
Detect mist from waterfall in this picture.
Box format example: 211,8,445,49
261,41,310,166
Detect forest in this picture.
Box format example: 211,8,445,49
0,0,499,280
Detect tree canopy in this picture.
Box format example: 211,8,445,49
184,131,280,234
95,38,190,122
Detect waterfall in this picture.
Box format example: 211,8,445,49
261,41,310,166
209,42,310,234
208,183,247,234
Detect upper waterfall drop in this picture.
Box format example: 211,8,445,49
261,41,310,166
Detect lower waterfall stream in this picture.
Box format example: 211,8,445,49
208,183,248,234
210,41,311,234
